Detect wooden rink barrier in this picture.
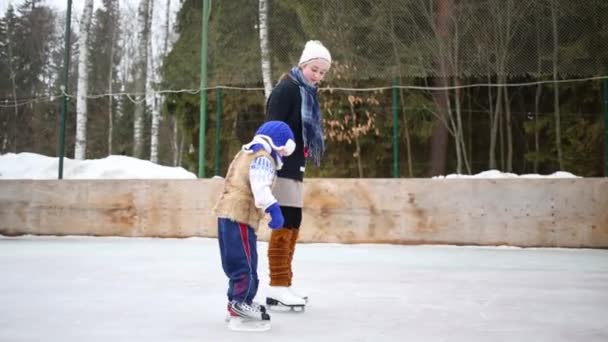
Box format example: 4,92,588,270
0,178,607,248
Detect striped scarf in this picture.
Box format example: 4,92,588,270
289,67,325,166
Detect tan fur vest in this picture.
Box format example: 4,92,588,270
213,149,276,231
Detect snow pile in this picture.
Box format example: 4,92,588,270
0,152,196,179
0,152,580,179
432,169,579,179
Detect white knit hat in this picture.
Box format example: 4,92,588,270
298,40,332,67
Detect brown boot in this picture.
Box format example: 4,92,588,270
287,229,299,286
268,228,293,286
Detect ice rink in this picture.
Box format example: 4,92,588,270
0,235,607,341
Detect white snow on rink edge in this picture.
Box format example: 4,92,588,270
0,152,579,179
0,152,196,179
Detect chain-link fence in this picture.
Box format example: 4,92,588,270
1,0,606,177
199,0,608,85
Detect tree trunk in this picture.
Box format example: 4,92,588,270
486,74,494,168
172,116,179,166
7,32,18,152
74,0,94,160
504,84,513,171
348,96,364,177
258,0,272,99
150,96,160,163
133,0,151,158
148,0,160,164
108,2,119,155
453,77,470,174
450,20,469,174
490,75,503,169
399,90,414,177
551,0,563,169
428,0,453,176
533,13,543,173
160,0,180,165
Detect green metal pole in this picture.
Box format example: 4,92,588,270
392,78,400,178
214,88,222,176
198,0,210,178
604,79,608,177
58,0,73,179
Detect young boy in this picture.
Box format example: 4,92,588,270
213,120,296,332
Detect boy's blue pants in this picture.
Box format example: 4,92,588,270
217,218,259,304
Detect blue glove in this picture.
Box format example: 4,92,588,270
265,203,284,229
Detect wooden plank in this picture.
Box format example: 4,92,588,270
1,178,606,247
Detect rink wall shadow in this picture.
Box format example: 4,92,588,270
0,178,607,248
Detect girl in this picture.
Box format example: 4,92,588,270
264,40,331,309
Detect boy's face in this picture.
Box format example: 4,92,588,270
301,60,330,85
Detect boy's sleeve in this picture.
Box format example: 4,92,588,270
249,155,278,210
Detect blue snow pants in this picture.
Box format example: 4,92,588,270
217,218,259,304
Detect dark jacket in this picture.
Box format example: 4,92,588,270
265,75,305,181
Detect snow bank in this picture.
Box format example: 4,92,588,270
0,152,196,179
432,169,579,179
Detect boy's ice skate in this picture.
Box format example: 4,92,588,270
226,301,271,332
224,301,267,322
266,286,306,312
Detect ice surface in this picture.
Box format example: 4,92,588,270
0,236,606,341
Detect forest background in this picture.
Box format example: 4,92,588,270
0,0,607,178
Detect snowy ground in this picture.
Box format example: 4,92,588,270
0,152,579,179
0,236,606,341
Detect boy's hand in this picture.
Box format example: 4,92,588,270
265,203,284,229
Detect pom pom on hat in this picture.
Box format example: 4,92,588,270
255,121,296,156
298,40,331,67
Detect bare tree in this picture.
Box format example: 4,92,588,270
533,9,544,173
117,6,138,133
258,0,272,99
428,0,452,176
160,0,181,166
4,10,18,152
74,0,94,160
132,0,151,158
386,0,414,177
107,1,120,155
482,0,532,170
148,0,160,163
551,0,563,169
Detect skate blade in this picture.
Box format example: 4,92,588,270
268,304,305,313
227,317,271,332
266,299,305,312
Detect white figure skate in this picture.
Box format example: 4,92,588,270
266,286,306,312
289,286,309,304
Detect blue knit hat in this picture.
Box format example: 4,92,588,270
255,121,296,156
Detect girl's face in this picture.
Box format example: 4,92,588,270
301,60,330,86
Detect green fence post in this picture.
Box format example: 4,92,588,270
58,0,73,179
214,88,222,176
392,78,400,178
198,0,210,178
604,79,608,177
